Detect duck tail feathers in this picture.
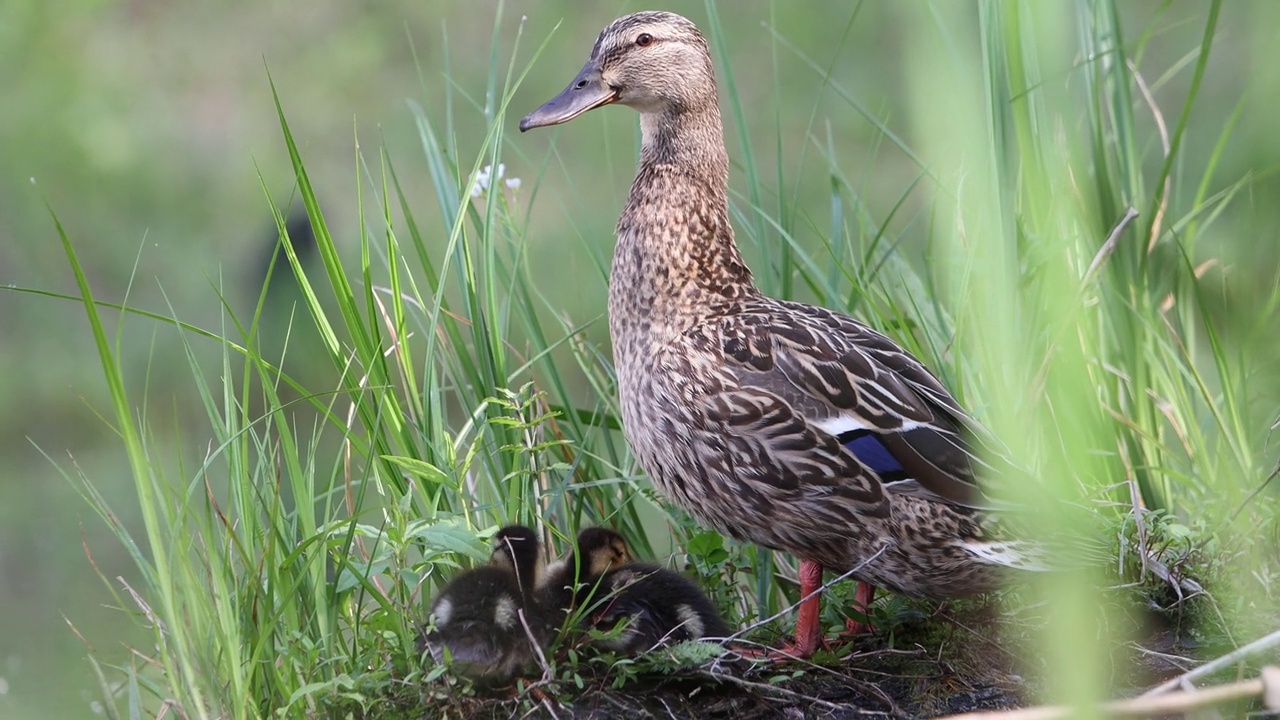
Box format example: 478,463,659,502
960,539,1053,572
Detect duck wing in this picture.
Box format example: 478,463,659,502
710,299,990,510
695,385,892,520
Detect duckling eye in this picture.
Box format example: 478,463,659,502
635,33,654,47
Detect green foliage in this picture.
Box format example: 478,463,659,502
21,0,1278,717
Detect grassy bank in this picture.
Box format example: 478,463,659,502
24,0,1279,717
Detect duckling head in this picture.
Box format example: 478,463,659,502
520,12,714,131
489,524,541,596
573,527,635,578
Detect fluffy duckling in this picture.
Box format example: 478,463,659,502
488,523,542,603
536,526,634,628
419,525,546,684
555,528,731,654
591,561,732,654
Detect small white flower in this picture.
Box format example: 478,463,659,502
470,165,492,197
471,164,521,198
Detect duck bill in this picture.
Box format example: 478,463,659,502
519,59,617,132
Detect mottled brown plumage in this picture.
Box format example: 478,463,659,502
521,11,1042,658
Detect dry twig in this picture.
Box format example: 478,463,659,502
1143,628,1280,696
696,668,891,715
937,665,1279,719
1127,60,1171,253
1082,206,1141,286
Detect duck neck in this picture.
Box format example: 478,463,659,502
610,102,756,329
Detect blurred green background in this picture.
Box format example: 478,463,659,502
2,1,1276,717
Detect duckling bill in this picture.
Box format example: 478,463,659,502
419,525,546,684
523,11,1053,660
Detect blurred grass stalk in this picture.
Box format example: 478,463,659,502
904,0,1119,709
905,0,1246,712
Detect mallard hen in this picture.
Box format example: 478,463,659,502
520,12,1043,658
419,524,547,683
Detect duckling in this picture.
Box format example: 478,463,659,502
536,526,633,628
521,11,1055,659
488,523,542,603
590,561,732,654
418,524,546,684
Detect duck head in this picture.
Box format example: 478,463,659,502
520,11,714,131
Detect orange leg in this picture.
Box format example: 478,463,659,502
736,562,873,662
773,558,824,659
842,581,876,636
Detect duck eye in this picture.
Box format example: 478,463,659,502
635,33,653,47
